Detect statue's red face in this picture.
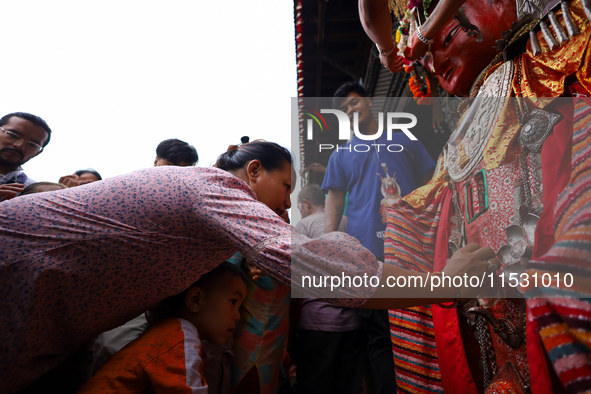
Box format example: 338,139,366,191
423,0,516,96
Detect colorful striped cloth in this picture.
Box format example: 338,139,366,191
389,306,443,394
525,98,591,394
385,180,447,394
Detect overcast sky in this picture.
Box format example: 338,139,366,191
3,1,297,183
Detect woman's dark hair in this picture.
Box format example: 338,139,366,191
214,140,293,172
74,169,102,181
156,138,198,165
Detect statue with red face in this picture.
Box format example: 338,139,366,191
420,0,517,96
359,0,591,392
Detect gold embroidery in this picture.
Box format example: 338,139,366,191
518,0,591,98
402,169,450,210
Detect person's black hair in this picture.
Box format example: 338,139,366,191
0,112,52,147
332,81,369,109
297,184,325,206
74,169,102,181
214,140,293,172
156,262,247,318
20,182,66,196
156,138,198,165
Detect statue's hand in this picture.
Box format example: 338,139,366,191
404,32,429,61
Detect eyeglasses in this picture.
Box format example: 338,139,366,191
0,127,44,154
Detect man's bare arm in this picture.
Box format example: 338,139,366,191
324,189,346,233
359,0,395,54
359,0,405,73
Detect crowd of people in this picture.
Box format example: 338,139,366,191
1,0,591,392
0,109,489,394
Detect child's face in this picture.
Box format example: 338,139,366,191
191,274,246,346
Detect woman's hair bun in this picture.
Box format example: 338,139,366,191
215,140,292,171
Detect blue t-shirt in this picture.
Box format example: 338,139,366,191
321,132,435,257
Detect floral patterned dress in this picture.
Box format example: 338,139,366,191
0,166,381,393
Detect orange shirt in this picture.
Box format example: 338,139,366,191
79,318,207,394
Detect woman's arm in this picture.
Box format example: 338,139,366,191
362,243,495,309
290,229,495,308
209,173,494,309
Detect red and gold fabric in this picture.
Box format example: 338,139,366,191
518,0,591,99
386,14,591,392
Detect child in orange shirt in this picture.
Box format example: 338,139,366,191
79,262,247,394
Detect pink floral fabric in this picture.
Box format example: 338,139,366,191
0,166,381,392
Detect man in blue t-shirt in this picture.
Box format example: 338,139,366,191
322,82,435,394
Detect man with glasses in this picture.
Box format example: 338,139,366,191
0,112,51,201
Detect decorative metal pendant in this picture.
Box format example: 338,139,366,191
518,108,561,152
448,229,462,256
448,180,466,257
561,1,580,37
548,12,569,44
446,62,514,182
529,30,542,56
516,0,550,20
497,212,539,292
540,20,559,50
